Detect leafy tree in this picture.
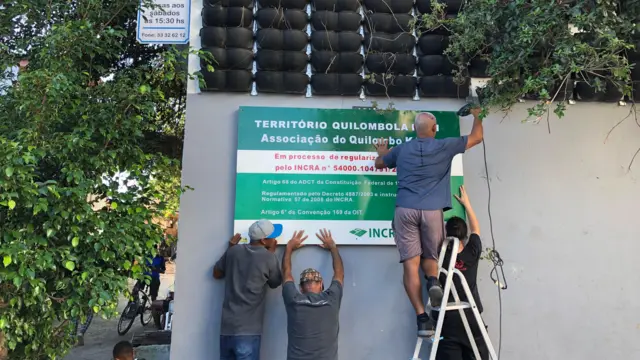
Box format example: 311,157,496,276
418,0,639,124
0,0,205,358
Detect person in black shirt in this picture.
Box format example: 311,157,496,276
435,185,490,360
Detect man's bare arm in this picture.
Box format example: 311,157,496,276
212,233,242,279
466,109,484,150
282,246,294,283
465,204,480,235
213,249,229,279
454,185,480,235
329,247,344,285
373,138,390,169
316,229,344,285
282,231,307,283
213,266,224,279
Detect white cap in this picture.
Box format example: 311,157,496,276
248,219,283,241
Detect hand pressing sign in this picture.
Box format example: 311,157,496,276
228,233,241,247
373,138,390,156
286,231,308,251
316,229,337,250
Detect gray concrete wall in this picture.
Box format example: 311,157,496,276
171,94,640,360
136,345,170,360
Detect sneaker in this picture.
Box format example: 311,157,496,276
428,284,444,308
417,316,435,338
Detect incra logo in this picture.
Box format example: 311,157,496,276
349,228,367,237
349,228,394,238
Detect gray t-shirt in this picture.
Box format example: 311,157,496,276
282,280,343,360
215,244,282,335
382,136,467,211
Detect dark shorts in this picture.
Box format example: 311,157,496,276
435,338,489,360
392,207,444,262
220,335,261,360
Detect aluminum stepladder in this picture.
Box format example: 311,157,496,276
411,237,498,360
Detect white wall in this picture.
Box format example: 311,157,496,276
171,94,640,360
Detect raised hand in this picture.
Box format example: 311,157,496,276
316,229,336,250
470,106,483,118
229,233,242,247
373,138,389,156
453,185,470,208
287,230,308,250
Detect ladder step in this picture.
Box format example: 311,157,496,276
432,302,471,311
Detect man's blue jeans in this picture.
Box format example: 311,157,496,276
220,335,261,360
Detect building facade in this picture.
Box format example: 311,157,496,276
171,0,640,359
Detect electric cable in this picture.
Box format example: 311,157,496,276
480,138,507,360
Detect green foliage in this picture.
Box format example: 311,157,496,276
418,0,639,119
149,161,190,219
368,101,398,114
0,0,208,358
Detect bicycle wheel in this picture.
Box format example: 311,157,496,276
118,302,137,335
139,291,153,326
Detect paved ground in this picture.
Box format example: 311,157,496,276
63,264,175,360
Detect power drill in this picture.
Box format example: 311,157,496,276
456,102,480,117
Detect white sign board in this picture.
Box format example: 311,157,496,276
136,0,191,44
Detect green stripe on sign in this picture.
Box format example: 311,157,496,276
234,173,465,221
238,107,461,152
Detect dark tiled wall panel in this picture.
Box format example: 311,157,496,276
255,0,310,94
198,0,636,102
201,0,255,92
310,0,363,96
415,0,468,99
362,0,416,97
415,0,463,15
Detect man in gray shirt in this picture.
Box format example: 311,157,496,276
213,219,285,360
281,229,345,360
374,108,483,337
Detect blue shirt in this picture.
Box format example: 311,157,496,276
382,136,467,211
144,256,165,279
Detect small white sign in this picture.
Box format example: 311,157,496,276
136,0,191,44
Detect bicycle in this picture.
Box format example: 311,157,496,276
117,281,153,335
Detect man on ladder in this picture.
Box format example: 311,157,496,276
373,108,484,337
413,184,498,360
